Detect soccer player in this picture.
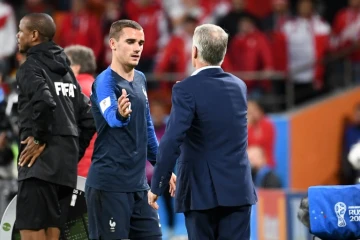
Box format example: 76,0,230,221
16,13,95,240
85,19,175,240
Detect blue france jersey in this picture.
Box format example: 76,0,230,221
86,67,158,192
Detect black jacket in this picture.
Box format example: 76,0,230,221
16,41,95,188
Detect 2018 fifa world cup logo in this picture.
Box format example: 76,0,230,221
334,202,347,227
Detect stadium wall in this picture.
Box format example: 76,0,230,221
289,87,360,190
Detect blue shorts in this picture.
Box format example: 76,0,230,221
85,186,162,240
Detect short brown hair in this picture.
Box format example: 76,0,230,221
109,20,143,40
64,45,97,75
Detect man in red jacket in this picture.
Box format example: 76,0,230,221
228,16,274,94
332,0,360,82
57,0,103,59
247,100,276,168
65,45,97,177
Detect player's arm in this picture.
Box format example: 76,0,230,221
151,83,195,196
95,78,130,128
146,101,158,166
17,66,56,144
77,90,96,161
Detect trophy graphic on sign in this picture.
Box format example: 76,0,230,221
334,202,347,227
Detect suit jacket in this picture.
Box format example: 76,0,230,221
151,67,257,213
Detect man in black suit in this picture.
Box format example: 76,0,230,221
148,23,257,240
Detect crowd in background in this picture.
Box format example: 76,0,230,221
1,0,360,231
1,0,360,109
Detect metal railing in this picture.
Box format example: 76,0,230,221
143,43,360,111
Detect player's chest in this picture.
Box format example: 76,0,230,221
115,81,148,110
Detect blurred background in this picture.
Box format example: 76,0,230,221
1,0,360,239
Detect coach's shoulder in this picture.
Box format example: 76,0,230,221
226,72,247,88
176,74,199,87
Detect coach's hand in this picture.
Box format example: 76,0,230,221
169,173,177,197
148,191,159,210
118,89,132,118
19,136,46,167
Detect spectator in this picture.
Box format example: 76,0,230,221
282,0,330,104
56,0,103,59
101,0,128,68
331,0,360,83
247,99,276,168
162,0,210,30
228,16,274,96
0,2,17,81
125,0,169,74
245,0,272,19
154,15,198,91
262,0,292,33
217,0,258,42
64,45,97,178
248,145,281,188
16,0,53,21
262,0,292,108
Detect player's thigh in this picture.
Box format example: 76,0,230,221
129,191,162,239
85,186,133,239
217,205,251,240
16,178,62,230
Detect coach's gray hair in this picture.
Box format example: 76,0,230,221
192,24,228,65
64,45,97,75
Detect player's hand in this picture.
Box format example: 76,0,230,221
148,190,159,210
19,136,46,167
169,173,177,197
118,89,132,118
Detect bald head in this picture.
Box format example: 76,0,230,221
23,13,56,42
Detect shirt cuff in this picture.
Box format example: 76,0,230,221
116,110,129,122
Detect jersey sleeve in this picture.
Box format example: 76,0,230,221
94,77,130,128
137,70,159,164
146,101,158,165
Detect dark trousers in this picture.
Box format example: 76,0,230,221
163,186,175,229
184,205,251,240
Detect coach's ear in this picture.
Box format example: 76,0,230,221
191,46,198,68
192,46,198,59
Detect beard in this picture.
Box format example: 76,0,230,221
18,43,30,54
